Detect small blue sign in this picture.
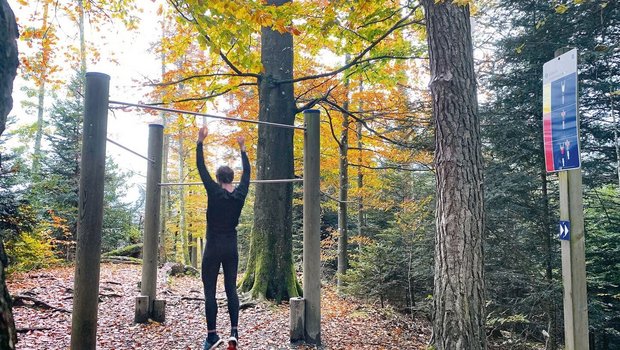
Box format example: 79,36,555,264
559,221,570,240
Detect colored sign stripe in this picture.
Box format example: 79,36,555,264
543,114,554,172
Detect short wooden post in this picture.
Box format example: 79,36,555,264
139,124,164,320
70,72,110,350
134,296,149,323
152,299,166,323
290,297,305,343
303,109,321,345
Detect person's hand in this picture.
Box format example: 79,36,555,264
237,135,246,152
197,126,208,143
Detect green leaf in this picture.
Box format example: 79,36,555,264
555,4,569,14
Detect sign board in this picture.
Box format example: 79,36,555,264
543,48,581,172
559,220,570,240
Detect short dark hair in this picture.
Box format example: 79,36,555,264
216,166,234,184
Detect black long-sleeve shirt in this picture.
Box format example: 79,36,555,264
196,142,251,235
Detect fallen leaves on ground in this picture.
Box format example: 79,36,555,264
7,263,432,349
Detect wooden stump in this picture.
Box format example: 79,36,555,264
289,297,305,343
134,296,149,323
152,299,166,323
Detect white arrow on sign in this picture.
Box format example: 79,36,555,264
559,222,570,240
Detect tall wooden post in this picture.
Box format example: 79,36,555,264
554,48,589,350
70,72,110,350
140,124,164,314
303,109,321,345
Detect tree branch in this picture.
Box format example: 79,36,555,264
322,99,421,150
325,109,342,148
168,0,257,78
295,83,339,113
151,73,258,87
277,6,423,85
349,162,433,172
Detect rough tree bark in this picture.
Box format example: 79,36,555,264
239,0,301,301
0,1,19,348
423,1,486,349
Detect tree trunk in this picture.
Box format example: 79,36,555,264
356,80,364,238
32,80,46,181
423,2,486,349
0,241,17,350
541,169,557,350
78,0,86,84
32,1,50,181
337,57,350,291
159,119,170,263
0,0,19,347
239,0,301,301
159,43,170,264
178,133,189,265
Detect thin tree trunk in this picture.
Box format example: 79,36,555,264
239,0,301,301
178,133,189,265
337,55,350,291
423,1,486,349
541,169,557,350
357,80,364,238
190,186,197,268
32,82,46,179
32,1,50,180
78,0,86,84
159,35,170,264
159,116,169,263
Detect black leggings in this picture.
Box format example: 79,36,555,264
201,232,239,332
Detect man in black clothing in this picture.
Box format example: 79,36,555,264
196,126,250,350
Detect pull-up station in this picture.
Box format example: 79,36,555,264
160,178,304,186
71,72,322,349
109,100,306,131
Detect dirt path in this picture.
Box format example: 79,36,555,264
7,263,431,349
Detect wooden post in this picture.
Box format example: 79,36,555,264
134,296,149,323
303,109,321,345
152,299,166,323
70,72,110,350
555,48,589,350
290,297,305,343
140,124,164,318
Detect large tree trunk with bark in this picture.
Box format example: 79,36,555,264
423,1,486,349
0,0,18,136
0,1,19,348
239,0,301,301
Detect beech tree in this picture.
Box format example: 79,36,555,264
161,0,422,301
422,1,486,349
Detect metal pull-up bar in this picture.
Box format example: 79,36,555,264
109,100,306,131
106,137,153,163
160,178,304,186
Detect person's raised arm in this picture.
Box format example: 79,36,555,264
196,126,218,193
236,135,251,197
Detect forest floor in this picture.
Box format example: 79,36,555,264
7,263,433,349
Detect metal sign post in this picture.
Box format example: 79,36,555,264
543,48,589,350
